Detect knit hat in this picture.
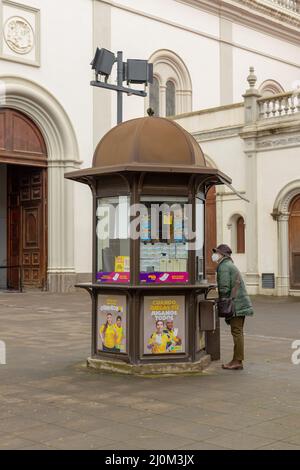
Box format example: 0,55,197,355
212,244,232,257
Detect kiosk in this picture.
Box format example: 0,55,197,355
66,116,233,375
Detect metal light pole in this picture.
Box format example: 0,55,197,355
90,48,153,125
117,51,123,124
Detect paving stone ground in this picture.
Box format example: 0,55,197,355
0,292,300,450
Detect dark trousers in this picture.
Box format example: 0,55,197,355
103,345,119,353
229,316,245,361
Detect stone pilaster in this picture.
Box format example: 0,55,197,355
241,67,261,293
220,17,233,105
244,144,260,294
160,85,167,117
277,213,290,296
47,161,77,293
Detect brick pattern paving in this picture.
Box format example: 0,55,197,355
0,292,300,450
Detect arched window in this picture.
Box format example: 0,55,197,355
149,77,160,117
236,216,245,254
227,214,245,254
259,80,285,97
166,80,176,116
147,49,192,117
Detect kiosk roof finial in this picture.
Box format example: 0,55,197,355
147,107,155,117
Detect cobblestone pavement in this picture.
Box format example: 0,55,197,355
0,292,300,450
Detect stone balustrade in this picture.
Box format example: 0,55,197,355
257,91,300,119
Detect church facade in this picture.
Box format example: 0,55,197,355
0,0,299,295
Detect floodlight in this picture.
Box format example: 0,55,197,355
90,49,150,124
126,60,153,85
91,47,116,77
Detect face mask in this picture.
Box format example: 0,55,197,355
212,253,221,263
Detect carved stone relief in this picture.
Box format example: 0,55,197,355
1,1,40,66
4,16,34,55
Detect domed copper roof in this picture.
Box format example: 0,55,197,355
92,117,206,168
66,115,233,192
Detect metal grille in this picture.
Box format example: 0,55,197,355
262,273,275,289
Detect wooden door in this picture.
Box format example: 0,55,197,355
0,108,47,167
7,171,21,289
0,108,47,290
236,216,245,254
8,166,47,289
205,186,217,281
289,195,300,289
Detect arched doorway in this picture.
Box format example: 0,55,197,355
0,108,47,290
289,194,300,289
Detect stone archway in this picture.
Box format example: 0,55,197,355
0,75,81,292
289,195,300,290
273,180,300,295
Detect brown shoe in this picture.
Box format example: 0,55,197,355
222,363,243,370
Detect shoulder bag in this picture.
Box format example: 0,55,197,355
216,273,241,319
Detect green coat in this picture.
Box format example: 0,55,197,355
217,257,254,317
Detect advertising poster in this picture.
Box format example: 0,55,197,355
97,295,127,353
114,256,130,272
140,272,189,283
143,296,185,355
96,272,130,283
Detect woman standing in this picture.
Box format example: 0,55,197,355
100,313,118,352
212,244,254,370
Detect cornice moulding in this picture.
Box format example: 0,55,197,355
176,0,300,45
171,102,244,120
98,0,300,65
193,125,243,141
256,115,300,131
240,117,300,139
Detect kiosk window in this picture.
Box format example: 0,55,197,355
96,196,130,283
196,196,204,282
140,196,189,284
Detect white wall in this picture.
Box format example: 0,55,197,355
111,0,220,36
200,136,247,274
174,106,247,273
232,23,300,100
0,0,94,275
2,0,300,282
110,6,220,124
176,102,300,293
256,146,300,276
104,0,300,125
1,0,94,166
233,49,300,102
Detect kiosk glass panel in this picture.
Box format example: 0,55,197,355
139,196,189,284
96,196,130,283
196,195,205,282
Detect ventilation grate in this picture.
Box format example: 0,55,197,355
262,273,275,289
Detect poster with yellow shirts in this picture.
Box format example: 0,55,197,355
97,294,127,353
143,295,185,355
114,256,130,272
